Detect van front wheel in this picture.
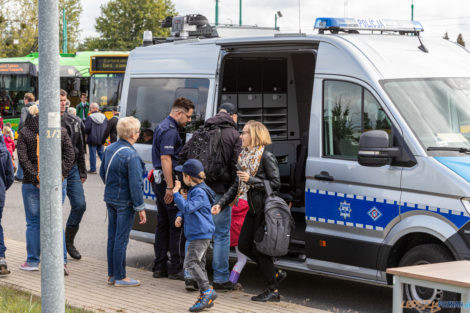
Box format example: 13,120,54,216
398,243,459,313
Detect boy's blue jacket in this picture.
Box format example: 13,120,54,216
174,182,216,241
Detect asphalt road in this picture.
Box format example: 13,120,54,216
2,157,392,313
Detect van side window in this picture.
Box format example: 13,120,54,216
126,78,209,144
323,80,391,159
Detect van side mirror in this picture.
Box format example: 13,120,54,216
358,130,400,167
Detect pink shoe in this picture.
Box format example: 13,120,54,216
19,262,39,271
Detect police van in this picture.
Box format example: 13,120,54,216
121,15,470,310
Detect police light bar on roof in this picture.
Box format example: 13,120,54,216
314,17,424,34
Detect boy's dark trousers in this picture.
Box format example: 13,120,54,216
152,180,185,274
184,239,211,291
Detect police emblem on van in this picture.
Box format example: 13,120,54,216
368,207,382,221
338,201,352,219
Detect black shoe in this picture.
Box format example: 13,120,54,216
65,227,82,260
153,270,168,278
251,289,280,302
213,281,236,291
185,279,199,291
276,269,287,286
14,176,22,182
168,270,184,281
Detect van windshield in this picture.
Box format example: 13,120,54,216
383,78,470,151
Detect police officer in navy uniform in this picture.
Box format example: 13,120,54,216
152,97,194,279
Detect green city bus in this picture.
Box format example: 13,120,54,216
0,51,125,134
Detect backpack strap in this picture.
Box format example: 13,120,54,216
105,146,130,184
263,180,273,196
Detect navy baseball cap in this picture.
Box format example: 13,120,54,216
219,102,237,115
174,159,205,179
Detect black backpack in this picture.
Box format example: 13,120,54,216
179,125,229,183
254,180,295,257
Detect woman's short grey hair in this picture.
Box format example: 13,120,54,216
117,117,140,140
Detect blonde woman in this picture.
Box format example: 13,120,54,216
212,120,285,302
99,116,146,287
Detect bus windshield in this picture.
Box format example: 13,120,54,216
89,74,124,110
0,74,35,118
382,78,470,151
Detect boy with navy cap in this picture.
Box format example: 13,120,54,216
173,159,217,312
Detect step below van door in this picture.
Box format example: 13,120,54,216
304,76,402,282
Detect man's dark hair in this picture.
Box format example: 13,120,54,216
80,93,87,98
143,128,154,137
171,97,195,112
60,89,68,97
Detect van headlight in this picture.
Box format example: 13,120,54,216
461,198,470,215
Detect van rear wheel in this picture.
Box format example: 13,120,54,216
398,243,459,313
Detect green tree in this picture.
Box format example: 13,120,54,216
0,0,82,57
443,32,449,40
94,0,177,50
457,33,466,47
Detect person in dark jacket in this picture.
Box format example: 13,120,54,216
212,120,286,302
15,92,36,181
17,105,75,275
179,102,241,290
102,108,119,144
60,89,88,260
99,116,147,287
0,133,15,275
85,102,108,173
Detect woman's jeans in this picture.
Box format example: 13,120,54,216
22,181,68,266
106,204,135,280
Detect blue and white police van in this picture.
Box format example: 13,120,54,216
120,15,470,311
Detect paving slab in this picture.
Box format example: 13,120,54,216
0,238,327,313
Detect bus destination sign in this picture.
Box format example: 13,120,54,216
0,63,31,75
91,56,128,74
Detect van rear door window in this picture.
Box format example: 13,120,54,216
126,78,209,143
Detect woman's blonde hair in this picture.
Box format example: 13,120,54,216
245,120,272,147
183,172,206,187
117,116,140,140
2,126,13,139
28,104,39,116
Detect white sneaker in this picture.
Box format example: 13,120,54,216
19,262,39,271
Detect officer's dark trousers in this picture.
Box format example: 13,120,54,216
238,209,277,290
152,181,185,275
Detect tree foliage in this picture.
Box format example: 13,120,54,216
89,0,177,50
0,0,82,58
457,33,466,47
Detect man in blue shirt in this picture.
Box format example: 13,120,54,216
152,97,194,279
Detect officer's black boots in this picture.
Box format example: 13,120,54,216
65,226,82,260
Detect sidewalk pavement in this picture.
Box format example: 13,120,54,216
0,238,327,313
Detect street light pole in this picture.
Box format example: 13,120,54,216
215,0,219,25
62,8,67,54
38,0,65,311
239,0,242,25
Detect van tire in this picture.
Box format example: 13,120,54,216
398,243,459,313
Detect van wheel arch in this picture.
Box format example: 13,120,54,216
383,232,454,285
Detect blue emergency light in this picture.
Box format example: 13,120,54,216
314,17,424,34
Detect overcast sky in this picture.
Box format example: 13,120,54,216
80,0,470,41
